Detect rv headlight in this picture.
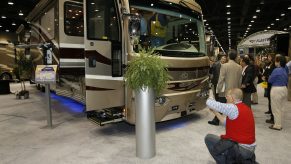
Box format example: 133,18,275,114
197,87,209,98
155,96,166,105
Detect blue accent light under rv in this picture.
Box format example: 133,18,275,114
51,93,84,114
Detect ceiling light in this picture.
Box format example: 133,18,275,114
227,11,231,15
284,28,287,31
91,2,95,5
12,22,16,26
256,9,261,12
246,30,248,33
267,26,270,29
288,6,291,10
228,25,231,28
260,1,264,5
281,13,285,16
248,24,252,27
227,17,231,20
247,27,250,30
251,20,254,23
1,16,6,19
276,18,279,21
151,3,154,6
6,30,9,32
8,1,14,5
226,4,231,8
253,15,257,19
271,23,274,26
203,19,207,22
206,23,209,26
19,10,24,16
0,25,2,27
264,30,267,31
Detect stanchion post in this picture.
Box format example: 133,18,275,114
45,83,52,128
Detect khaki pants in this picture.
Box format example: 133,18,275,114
271,86,288,128
288,75,291,101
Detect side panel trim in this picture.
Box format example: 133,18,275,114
85,74,124,81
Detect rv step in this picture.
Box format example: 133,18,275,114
87,109,124,126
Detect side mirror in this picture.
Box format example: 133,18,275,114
128,15,141,37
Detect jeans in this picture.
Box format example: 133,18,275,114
205,134,256,164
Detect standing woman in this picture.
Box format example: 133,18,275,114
240,55,256,108
268,55,288,130
262,53,275,123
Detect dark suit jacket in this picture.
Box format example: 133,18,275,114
242,65,256,93
210,61,221,86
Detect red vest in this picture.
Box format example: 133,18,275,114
221,103,255,144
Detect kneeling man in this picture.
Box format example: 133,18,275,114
205,88,256,164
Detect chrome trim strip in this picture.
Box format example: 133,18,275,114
60,43,84,48
85,75,124,81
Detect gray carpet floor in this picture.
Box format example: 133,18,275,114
0,82,290,164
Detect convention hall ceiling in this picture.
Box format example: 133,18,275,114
0,0,291,51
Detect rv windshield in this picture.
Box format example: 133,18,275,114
129,4,206,57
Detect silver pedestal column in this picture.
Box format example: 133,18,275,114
135,87,156,159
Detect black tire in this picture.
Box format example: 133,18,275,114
0,73,12,81
24,92,29,99
36,84,41,90
16,94,21,99
41,86,45,92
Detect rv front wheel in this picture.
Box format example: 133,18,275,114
0,73,12,81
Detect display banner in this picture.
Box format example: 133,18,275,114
35,65,57,84
238,30,287,48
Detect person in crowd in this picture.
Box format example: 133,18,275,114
149,13,168,47
286,59,291,74
216,49,242,109
262,53,275,123
139,11,149,48
287,60,291,101
268,54,288,130
240,55,256,108
205,88,256,163
250,55,260,104
208,54,227,126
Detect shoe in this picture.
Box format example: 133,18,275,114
269,125,282,131
208,120,219,126
265,111,271,114
266,119,274,124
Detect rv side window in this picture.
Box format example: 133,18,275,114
87,0,119,41
64,2,84,36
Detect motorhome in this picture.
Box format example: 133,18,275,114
17,0,210,125
0,42,15,80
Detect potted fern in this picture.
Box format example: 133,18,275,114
125,49,170,159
